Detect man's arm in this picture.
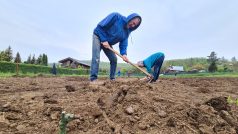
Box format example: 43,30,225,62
119,38,129,62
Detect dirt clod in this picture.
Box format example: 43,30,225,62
205,97,231,112
65,85,76,92
125,106,134,115
158,110,167,118
167,117,177,127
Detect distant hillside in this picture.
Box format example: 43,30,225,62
52,57,238,72
79,58,209,71
163,57,209,71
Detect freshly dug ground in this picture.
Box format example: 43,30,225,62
0,76,238,134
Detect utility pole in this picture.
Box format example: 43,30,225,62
16,60,19,76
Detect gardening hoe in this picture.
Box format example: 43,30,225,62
108,47,153,79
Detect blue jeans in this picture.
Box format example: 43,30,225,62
152,55,165,82
90,34,117,81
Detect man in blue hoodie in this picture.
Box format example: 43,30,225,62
137,52,165,83
90,12,142,82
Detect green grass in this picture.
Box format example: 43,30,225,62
0,72,90,78
162,72,238,78
0,72,52,77
0,72,15,77
1,72,238,78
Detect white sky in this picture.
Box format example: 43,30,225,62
0,0,237,63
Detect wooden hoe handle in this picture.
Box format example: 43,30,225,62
107,47,152,77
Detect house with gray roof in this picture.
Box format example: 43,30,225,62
58,57,90,69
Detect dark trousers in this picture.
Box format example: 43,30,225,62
152,56,165,81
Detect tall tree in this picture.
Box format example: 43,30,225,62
36,54,43,65
0,51,7,61
188,58,194,67
42,54,48,66
220,56,228,63
45,54,48,66
231,57,237,63
31,54,36,64
4,46,13,62
207,51,218,72
14,52,22,63
26,54,32,64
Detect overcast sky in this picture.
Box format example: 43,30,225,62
0,0,237,63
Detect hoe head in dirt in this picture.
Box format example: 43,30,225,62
108,47,153,81
140,75,154,83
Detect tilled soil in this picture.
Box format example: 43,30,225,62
0,76,238,134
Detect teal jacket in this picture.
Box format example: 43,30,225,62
143,52,165,73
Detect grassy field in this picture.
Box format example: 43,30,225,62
0,72,90,78
162,72,238,78
1,72,238,78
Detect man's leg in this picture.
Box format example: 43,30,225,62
102,46,117,80
152,55,165,82
90,34,101,81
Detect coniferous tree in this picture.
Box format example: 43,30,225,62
220,56,228,63
26,54,32,64
36,54,43,65
4,46,13,62
45,54,48,66
42,54,48,66
14,52,22,63
31,54,36,64
231,57,237,63
207,51,218,72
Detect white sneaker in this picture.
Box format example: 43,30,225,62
90,80,104,85
110,79,116,82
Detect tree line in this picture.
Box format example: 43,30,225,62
1,46,237,74
207,51,237,72
163,51,238,73
92,51,238,74
121,51,238,74
0,46,48,66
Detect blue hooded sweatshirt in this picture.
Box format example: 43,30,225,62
143,52,165,73
94,12,142,55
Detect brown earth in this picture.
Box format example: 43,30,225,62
0,76,238,134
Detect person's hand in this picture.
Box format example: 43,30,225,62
122,55,129,62
101,41,110,48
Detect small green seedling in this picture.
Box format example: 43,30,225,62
227,96,238,106
59,111,80,134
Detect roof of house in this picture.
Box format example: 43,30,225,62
58,57,90,67
168,66,184,71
